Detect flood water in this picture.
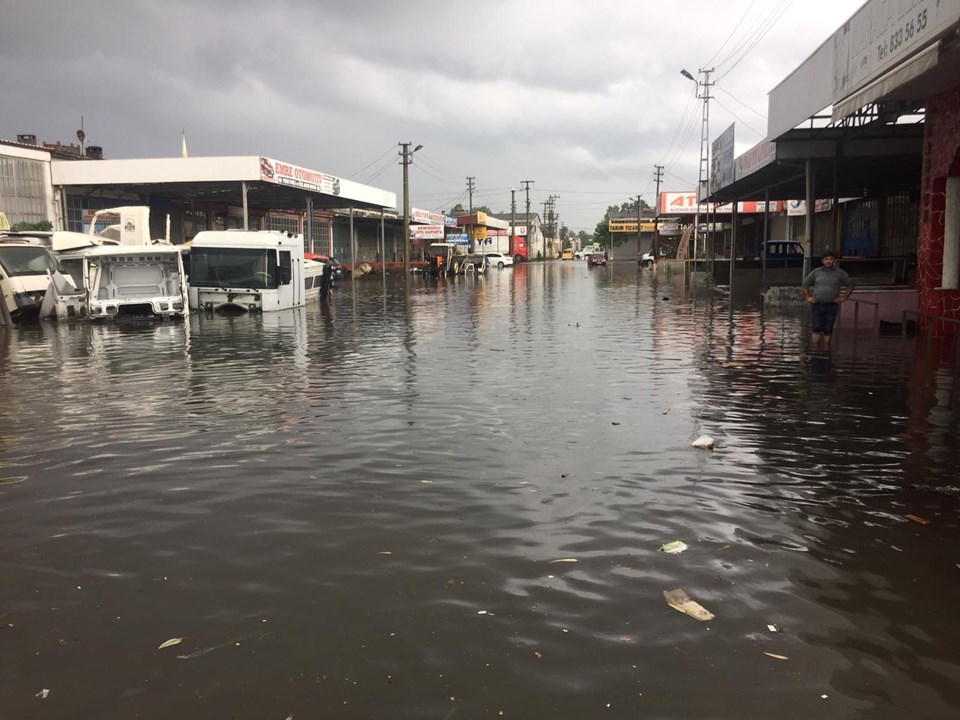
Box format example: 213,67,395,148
2,261,959,720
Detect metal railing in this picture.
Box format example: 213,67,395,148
844,298,880,339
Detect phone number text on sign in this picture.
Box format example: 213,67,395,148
877,7,928,62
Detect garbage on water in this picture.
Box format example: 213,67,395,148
767,623,781,633
659,541,688,554
35,689,50,699
663,588,715,621
764,652,789,660
904,514,930,524
692,436,715,449
548,558,578,564
158,637,183,650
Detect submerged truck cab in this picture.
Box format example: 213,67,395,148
187,230,318,312
0,240,63,322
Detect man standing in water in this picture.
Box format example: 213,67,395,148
319,261,333,303
801,250,855,352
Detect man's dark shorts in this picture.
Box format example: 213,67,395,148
810,302,839,335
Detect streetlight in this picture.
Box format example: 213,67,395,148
400,142,423,279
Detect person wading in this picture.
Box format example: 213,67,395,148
801,250,855,352
319,261,333,303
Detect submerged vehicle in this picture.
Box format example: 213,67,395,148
187,230,321,312
0,239,65,322
84,245,188,320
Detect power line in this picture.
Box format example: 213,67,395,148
705,0,758,68
712,97,765,137
347,145,398,180
715,84,767,119
716,0,795,81
361,155,399,185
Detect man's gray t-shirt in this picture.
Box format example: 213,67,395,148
802,266,854,303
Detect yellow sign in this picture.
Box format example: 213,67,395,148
472,226,487,240
609,220,657,233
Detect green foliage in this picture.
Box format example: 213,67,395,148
10,220,53,232
447,203,466,216
594,216,610,248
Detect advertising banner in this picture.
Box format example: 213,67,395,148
711,123,735,193
660,192,783,215
608,220,658,233
410,224,445,240
259,156,340,195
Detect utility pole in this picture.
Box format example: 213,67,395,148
510,188,516,253
520,179,534,256
681,67,714,267
634,194,643,262
653,164,664,263
467,176,475,251
399,141,423,279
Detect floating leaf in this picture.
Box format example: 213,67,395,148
764,652,789,660
659,541,688,554
663,588,714,621
158,637,183,650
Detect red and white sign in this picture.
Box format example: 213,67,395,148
411,207,446,225
659,192,783,215
410,224,445,240
260,156,340,196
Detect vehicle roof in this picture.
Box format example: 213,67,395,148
191,230,304,248
84,244,183,256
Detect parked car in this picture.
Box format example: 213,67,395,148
305,254,344,278
764,240,804,260
561,249,574,260
484,252,514,268
587,253,606,267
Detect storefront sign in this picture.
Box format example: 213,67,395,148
410,224,445,240
660,192,783,215
609,220,657,233
260,156,341,196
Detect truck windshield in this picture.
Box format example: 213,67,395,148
188,247,278,289
0,245,59,277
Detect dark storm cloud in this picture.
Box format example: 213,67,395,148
1,0,864,231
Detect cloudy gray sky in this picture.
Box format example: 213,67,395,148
2,0,864,232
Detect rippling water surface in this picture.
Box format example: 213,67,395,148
2,262,959,719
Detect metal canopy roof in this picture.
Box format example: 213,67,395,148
51,156,397,213
708,123,923,204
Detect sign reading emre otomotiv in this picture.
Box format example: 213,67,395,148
259,156,341,196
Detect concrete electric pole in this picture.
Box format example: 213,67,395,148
400,141,422,278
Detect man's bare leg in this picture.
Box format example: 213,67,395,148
811,332,822,352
